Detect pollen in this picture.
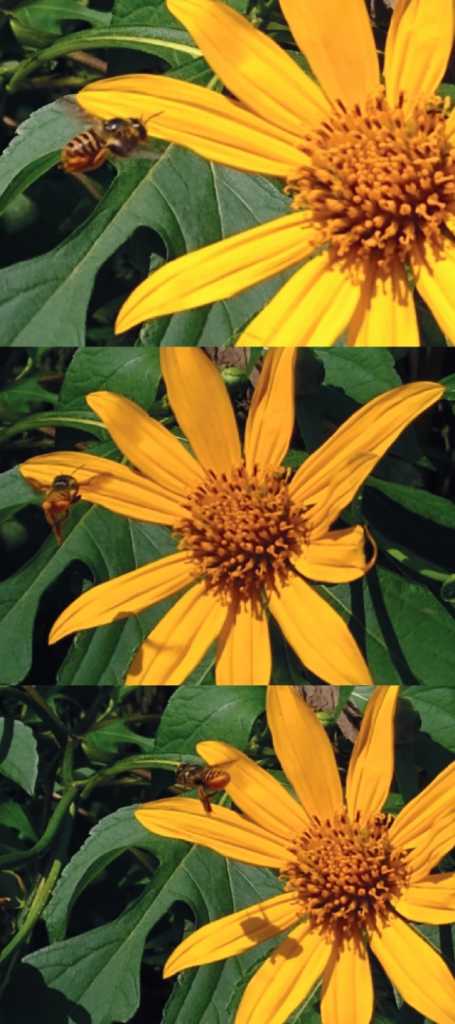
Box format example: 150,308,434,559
286,90,455,277
283,811,410,944
176,464,308,611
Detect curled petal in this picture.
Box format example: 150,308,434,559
394,873,455,925
164,891,302,977
390,761,455,849
292,526,371,583
160,348,241,475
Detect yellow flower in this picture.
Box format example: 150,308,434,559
135,686,455,1024
76,0,455,346
20,351,442,685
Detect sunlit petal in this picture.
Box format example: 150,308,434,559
164,891,302,976
302,454,378,540
236,922,332,1024
79,73,304,176
406,814,455,881
215,604,271,685
414,247,455,346
239,253,361,348
197,740,310,836
390,762,455,848
290,381,444,509
125,581,226,685
267,686,343,820
269,575,372,686
135,797,288,866
370,915,455,1024
346,686,399,823
167,0,329,133
279,0,379,107
321,939,373,1024
244,350,296,473
48,553,191,643
384,0,453,106
160,349,241,474
394,873,455,925
347,267,419,347
20,451,183,525
116,212,313,333
292,526,370,583
87,391,204,495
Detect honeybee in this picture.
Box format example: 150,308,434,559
61,114,158,174
26,474,81,544
174,762,233,813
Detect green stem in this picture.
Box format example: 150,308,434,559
18,686,68,745
0,856,62,967
0,783,78,870
80,754,198,799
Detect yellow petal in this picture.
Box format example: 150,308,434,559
116,212,313,333
78,72,305,176
160,349,241,475
414,246,455,346
321,939,373,1024
393,873,455,925
20,451,183,525
346,686,399,824
370,915,455,1024
236,921,332,1024
347,267,420,347
390,762,455,848
125,581,226,685
49,552,192,644
215,604,272,685
384,0,454,106
87,391,204,494
135,797,288,866
239,253,361,347
290,381,444,510
267,687,343,821
279,0,379,107
167,0,329,133
406,814,455,881
244,350,296,474
164,891,302,977
269,575,373,686
292,526,371,583
302,454,379,540
197,739,310,837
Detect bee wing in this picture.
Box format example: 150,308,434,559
24,477,48,495
53,95,103,133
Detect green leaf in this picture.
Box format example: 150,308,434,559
154,687,266,753
82,718,156,760
406,687,455,753
0,718,38,794
32,804,280,1023
0,799,38,842
0,143,291,346
316,348,401,403
57,347,162,412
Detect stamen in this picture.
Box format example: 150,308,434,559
282,811,410,944
286,90,455,278
176,464,309,612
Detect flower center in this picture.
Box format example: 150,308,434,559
283,811,409,943
286,90,455,276
176,464,308,611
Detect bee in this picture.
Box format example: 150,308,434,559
26,474,81,544
173,763,233,813
61,115,155,174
